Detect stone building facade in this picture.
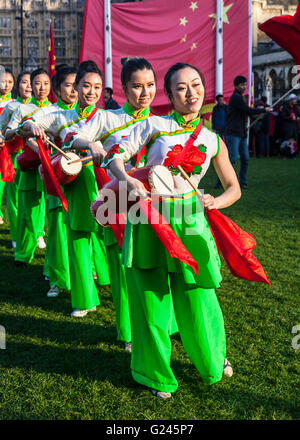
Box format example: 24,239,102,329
252,0,299,104
0,0,143,75
0,0,87,74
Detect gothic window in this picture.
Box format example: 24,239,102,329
54,16,65,30
27,17,38,29
288,66,296,88
0,37,12,56
28,38,39,57
0,16,11,28
269,69,277,99
54,38,66,57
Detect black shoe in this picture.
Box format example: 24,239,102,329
240,183,248,189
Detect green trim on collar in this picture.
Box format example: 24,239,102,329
123,101,150,118
57,98,77,110
172,110,201,128
17,96,32,104
31,97,50,107
0,93,12,102
75,103,96,117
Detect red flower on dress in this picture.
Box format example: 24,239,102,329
164,144,206,175
103,144,125,165
63,131,78,147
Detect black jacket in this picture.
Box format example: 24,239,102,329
105,97,121,110
212,104,227,131
225,90,265,138
279,102,300,141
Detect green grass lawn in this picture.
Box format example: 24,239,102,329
0,157,299,420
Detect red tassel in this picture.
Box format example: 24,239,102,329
93,164,110,190
0,144,16,182
36,138,68,212
206,209,271,285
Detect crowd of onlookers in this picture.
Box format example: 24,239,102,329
211,90,300,160
207,75,299,190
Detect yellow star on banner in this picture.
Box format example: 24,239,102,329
190,43,197,51
180,17,188,26
180,34,187,43
190,2,198,12
209,2,234,29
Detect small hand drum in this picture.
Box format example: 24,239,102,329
50,152,82,185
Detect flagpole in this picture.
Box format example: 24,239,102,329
104,0,113,88
248,0,252,107
216,0,223,96
247,0,253,143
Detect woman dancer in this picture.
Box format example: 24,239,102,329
0,68,15,224
101,63,241,398
24,65,77,297
65,58,162,349
5,68,52,264
23,61,110,316
0,71,32,247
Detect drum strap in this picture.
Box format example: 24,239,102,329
85,108,98,124
167,121,203,170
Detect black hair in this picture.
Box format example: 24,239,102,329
104,87,113,96
4,67,15,86
52,65,77,94
234,75,247,86
76,60,103,85
30,68,51,86
16,71,31,96
216,94,224,100
121,57,156,88
164,62,206,103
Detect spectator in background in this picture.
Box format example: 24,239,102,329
212,94,227,139
103,87,121,110
224,75,270,189
279,94,300,142
252,100,271,158
213,94,228,189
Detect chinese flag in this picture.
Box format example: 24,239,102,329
259,3,300,73
48,20,57,103
80,0,250,114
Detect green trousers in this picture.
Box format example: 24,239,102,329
126,267,226,393
67,227,101,310
90,230,110,286
107,243,131,343
6,178,18,242
0,178,5,219
44,207,70,290
14,189,45,263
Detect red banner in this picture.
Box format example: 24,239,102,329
259,3,300,72
80,0,250,114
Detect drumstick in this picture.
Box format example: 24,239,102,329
45,138,72,160
177,165,203,198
